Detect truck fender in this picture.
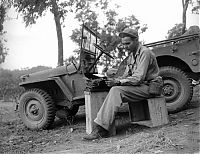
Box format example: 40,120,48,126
52,77,73,102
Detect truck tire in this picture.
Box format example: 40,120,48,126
19,88,56,130
159,66,193,113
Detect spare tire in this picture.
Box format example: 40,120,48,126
19,88,56,130
159,66,193,113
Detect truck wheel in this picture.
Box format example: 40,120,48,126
19,88,56,130
159,66,193,113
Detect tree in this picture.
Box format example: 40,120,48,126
182,0,199,34
0,3,8,64
51,0,64,66
167,0,199,39
0,0,15,64
182,0,190,34
15,0,109,67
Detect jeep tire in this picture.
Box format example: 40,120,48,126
159,66,193,113
19,88,56,130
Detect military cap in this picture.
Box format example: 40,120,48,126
119,28,138,38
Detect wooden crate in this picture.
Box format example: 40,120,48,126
84,91,108,134
129,96,169,127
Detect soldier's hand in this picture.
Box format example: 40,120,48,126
105,79,120,87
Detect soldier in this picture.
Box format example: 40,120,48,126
83,28,160,140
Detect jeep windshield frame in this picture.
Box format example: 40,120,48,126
81,24,100,55
80,24,101,74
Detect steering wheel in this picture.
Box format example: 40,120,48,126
93,43,114,59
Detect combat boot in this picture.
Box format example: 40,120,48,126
83,124,109,140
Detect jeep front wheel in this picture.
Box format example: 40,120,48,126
159,66,193,113
19,88,56,130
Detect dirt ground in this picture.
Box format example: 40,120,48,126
0,86,200,154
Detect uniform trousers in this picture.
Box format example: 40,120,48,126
94,84,150,130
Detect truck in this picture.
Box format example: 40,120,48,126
18,25,200,130
145,31,199,113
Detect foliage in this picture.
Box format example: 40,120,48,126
14,0,108,27
0,69,22,102
191,0,200,14
64,55,78,65
0,66,51,102
166,23,185,39
70,0,110,47
167,24,200,40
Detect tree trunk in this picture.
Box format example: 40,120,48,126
182,0,189,34
51,0,64,66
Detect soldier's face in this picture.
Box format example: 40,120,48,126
121,37,138,54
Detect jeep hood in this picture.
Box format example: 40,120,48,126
19,64,78,86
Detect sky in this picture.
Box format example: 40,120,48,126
1,0,199,70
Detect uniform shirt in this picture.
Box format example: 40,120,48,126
118,44,159,86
